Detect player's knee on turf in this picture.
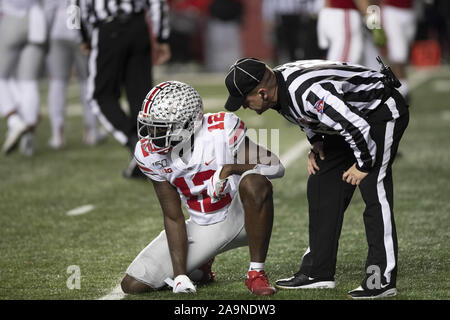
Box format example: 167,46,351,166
121,274,151,294
239,174,273,207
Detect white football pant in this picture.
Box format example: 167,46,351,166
317,8,364,64
125,180,249,289
383,5,416,64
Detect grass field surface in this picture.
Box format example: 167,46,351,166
0,67,449,302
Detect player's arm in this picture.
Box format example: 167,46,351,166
353,0,371,16
220,136,284,179
208,136,284,200
151,179,187,277
207,113,284,199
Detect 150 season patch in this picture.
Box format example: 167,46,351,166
174,303,277,317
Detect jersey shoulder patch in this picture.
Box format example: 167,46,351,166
225,112,246,152
134,140,166,181
201,112,246,157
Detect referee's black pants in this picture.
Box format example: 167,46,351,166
87,12,152,152
299,95,409,287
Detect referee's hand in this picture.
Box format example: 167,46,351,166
308,141,325,175
342,163,368,185
154,43,171,65
80,42,90,56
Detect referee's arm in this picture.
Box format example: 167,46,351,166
304,82,377,172
147,0,170,43
147,0,171,64
70,0,91,50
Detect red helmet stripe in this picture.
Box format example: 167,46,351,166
143,87,159,114
143,81,172,114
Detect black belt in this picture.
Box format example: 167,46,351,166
100,11,143,26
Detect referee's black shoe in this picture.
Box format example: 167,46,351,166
347,283,397,299
275,272,335,289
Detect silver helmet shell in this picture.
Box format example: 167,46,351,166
138,81,203,153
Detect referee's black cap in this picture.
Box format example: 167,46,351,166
224,58,267,111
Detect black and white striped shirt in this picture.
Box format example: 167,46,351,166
74,0,169,42
274,60,407,172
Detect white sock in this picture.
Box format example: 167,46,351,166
80,79,97,131
7,113,23,129
48,79,67,138
249,262,265,272
17,80,40,126
0,78,17,116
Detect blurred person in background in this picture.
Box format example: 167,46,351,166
262,0,325,64
432,0,450,62
204,0,243,72
75,0,171,179
166,0,210,66
317,0,386,69
361,1,384,71
0,0,47,156
381,0,417,100
412,0,450,64
46,0,107,149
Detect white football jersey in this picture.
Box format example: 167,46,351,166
134,112,247,226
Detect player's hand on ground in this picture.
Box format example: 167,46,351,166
207,166,229,200
308,141,325,175
173,275,196,293
342,163,368,185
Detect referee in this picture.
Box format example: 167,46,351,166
224,57,409,299
75,0,170,178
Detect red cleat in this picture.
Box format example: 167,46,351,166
245,270,276,296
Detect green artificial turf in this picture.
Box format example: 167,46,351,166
0,68,449,301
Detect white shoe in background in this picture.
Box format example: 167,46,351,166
2,115,28,155
48,134,65,149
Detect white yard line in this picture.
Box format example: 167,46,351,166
408,67,442,91
441,110,450,121
432,79,450,92
98,284,125,300
280,139,310,167
66,204,94,217
97,138,310,300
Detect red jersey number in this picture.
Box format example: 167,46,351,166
207,112,226,131
173,170,232,213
